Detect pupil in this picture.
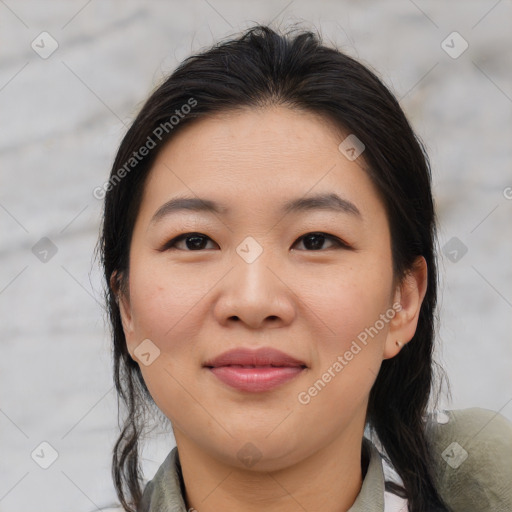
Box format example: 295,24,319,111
186,235,207,250
305,233,324,250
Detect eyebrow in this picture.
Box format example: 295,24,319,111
149,192,362,226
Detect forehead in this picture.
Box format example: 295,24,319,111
138,106,387,225
163,106,348,165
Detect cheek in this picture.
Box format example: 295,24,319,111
127,259,210,425
128,257,208,342
294,272,392,415
293,267,393,414
296,259,393,350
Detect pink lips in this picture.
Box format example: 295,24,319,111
204,347,307,392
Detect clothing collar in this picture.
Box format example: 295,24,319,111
138,438,385,511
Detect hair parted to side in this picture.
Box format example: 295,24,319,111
98,23,451,512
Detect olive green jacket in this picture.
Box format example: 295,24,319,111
138,408,512,511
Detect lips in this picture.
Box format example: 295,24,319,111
204,347,307,393
204,347,307,368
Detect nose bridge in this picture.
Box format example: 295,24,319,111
213,236,295,328
233,235,280,301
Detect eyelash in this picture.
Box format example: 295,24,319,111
161,232,350,252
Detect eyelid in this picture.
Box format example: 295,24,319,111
294,232,351,251
159,232,218,251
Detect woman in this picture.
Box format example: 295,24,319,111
98,25,512,512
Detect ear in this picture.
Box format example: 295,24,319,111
110,271,136,359
383,256,428,359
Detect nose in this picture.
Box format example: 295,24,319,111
212,250,296,330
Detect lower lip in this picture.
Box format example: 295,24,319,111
208,366,305,392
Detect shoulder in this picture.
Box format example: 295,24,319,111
425,407,512,511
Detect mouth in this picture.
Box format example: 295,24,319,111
203,347,307,393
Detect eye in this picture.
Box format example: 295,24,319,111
162,232,218,251
161,231,349,252
292,232,348,251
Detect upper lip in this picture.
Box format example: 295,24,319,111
203,347,307,368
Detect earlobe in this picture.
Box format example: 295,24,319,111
383,256,428,359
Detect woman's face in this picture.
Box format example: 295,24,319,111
118,106,424,470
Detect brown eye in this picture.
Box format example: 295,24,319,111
293,232,348,251
163,233,218,251
161,231,349,252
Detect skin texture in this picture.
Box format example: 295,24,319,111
117,106,427,512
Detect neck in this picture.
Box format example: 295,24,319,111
174,426,366,512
